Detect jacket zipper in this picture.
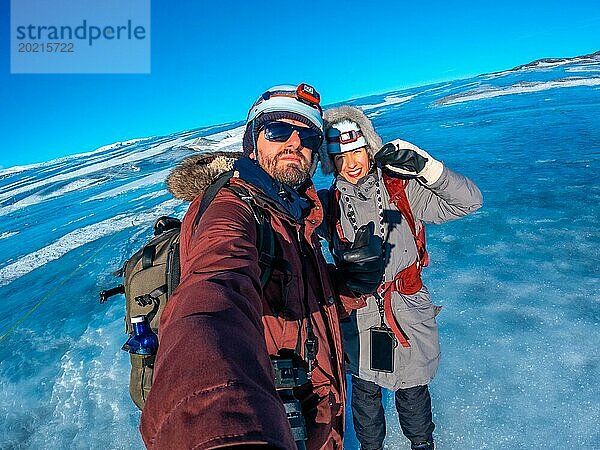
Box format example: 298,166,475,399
296,227,317,377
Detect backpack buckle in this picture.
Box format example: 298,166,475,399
135,285,168,307
135,294,154,307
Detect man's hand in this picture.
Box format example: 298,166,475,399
335,222,384,295
374,139,444,185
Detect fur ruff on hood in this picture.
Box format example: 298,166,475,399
166,151,243,201
319,106,383,175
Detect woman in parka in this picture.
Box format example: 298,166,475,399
319,106,483,450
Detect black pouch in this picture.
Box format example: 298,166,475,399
370,326,396,373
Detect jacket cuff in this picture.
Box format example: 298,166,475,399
420,158,444,185
144,382,294,450
327,264,368,315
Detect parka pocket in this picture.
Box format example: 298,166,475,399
393,288,442,324
355,297,381,318
395,304,441,368
402,304,438,325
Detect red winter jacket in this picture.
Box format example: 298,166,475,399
140,158,348,450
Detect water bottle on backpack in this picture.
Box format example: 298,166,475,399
122,315,158,355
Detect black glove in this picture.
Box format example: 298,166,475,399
374,142,427,176
335,222,384,295
374,139,444,184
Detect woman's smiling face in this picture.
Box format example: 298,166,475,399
333,147,371,184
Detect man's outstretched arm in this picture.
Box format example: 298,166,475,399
140,190,294,450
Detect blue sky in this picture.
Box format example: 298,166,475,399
1,0,599,169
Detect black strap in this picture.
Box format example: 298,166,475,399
193,175,316,373
99,284,124,303
135,285,167,307
295,225,318,374
166,241,181,298
142,245,156,270
228,184,275,289
194,170,235,228
193,175,276,290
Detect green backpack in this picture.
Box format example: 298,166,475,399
100,173,276,410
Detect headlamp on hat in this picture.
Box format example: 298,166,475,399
246,83,323,130
243,83,325,158
326,120,367,155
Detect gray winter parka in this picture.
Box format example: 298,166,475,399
321,106,483,391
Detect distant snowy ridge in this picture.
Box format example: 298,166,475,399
479,51,600,79
93,138,149,153
0,125,244,207
172,137,219,152
0,138,148,178
506,50,600,72
436,76,600,105
170,124,245,152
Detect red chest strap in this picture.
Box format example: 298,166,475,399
378,260,423,348
382,173,429,267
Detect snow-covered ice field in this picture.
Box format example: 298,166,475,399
1,56,599,449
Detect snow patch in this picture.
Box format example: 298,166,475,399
83,169,171,202
360,95,416,111
566,66,600,73
64,213,96,226
0,178,104,217
0,198,182,287
0,231,19,240
440,122,465,128
133,189,170,202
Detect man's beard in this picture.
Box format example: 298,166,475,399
259,149,312,187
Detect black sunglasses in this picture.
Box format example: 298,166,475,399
262,121,323,152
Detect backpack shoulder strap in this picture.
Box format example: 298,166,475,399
382,173,429,267
194,170,235,228
193,174,276,288
382,173,417,235
227,184,275,289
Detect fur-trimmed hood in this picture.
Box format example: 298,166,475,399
167,151,314,223
166,151,243,201
319,106,382,175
